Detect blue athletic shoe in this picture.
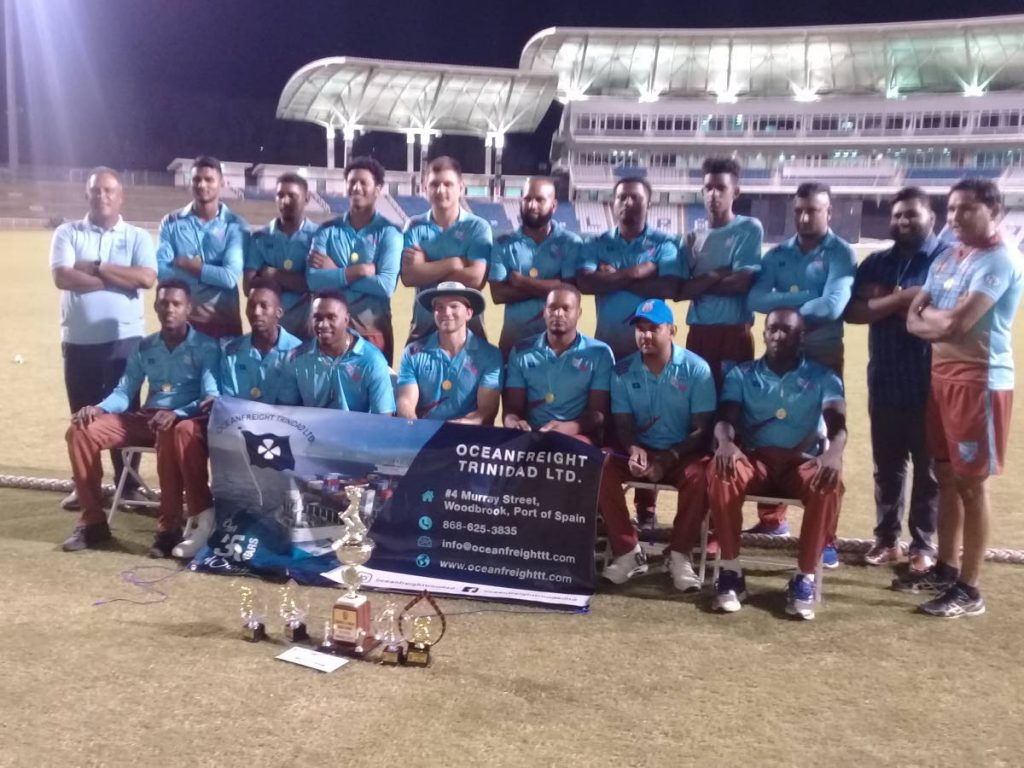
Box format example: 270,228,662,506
743,521,790,536
786,574,816,620
822,545,840,569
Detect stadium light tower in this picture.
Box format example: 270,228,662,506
3,0,19,172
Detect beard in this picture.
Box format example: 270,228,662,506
521,209,553,230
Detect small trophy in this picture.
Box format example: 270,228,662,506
373,598,405,666
329,484,379,657
238,582,266,642
399,591,447,667
318,618,335,654
279,579,309,643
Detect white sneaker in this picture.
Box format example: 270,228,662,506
601,544,648,584
666,550,701,593
713,570,747,613
172,507,215,559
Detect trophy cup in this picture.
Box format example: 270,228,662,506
279,579,309,643
238,582,266,642
399,591,447,667
329,484,379,657
373,598,405,666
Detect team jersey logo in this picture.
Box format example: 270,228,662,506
958,441,979,464
570,356,593,374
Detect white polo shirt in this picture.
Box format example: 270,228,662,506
49,216,157,344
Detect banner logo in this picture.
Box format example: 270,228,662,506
242,431,296,471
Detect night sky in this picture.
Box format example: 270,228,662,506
3,0,1023,174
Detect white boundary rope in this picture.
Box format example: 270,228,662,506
6,473,1024,564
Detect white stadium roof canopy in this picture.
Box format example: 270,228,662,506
519,15,1024,103
276,57,559,138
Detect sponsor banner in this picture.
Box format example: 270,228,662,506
190,397,602,607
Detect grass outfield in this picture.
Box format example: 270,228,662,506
2,229,1024,766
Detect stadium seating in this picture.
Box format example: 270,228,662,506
552,201,580,233
575,201,610,235
683,204,706,232
501,199,521,230
905,167,1003,180
321,195,351,216
648,203,682,235
394,195,431,219
466,200,513,234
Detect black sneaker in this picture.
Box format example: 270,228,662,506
891,564,956,594
918,584,986,618
148,530,182,559
62,521,112,552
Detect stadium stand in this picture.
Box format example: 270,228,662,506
575,200,610,235
321,195,351,217
394,195,430,220
466,200,513,233
552,201,580,233
648,204,682,235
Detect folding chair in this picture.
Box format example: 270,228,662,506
107,446,160,524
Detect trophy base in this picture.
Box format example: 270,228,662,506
242,622,266,643
331,595,377,658
332,635,380,659
379,643,405,666
285,622,309,643
403,643,431,667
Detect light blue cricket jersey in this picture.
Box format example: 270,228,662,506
397,330,503,420
308,212,402,339
246,218,318,337
577,226,682,358
277,331,395,414
49,216,157,345
488,223,581,348
218,328,303,404
748,230,857,362
98,326,220,417
156,203,249,334
506,331,614,430
611,344,718,450
404,209,493,338
721,357,844,457
924,239,1024,390
682,215,763,326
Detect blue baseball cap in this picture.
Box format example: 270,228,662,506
629,298,674,326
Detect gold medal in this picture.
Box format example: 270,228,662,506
545,392,556,403
776,408,787,420
351,252,360,263
250,387,262,399
789,284,800,293
528,267,539,278
161,383,172,393
943,278,954,290
283,259,293,270
441,380,453,391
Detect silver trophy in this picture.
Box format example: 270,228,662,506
328,485,378,656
